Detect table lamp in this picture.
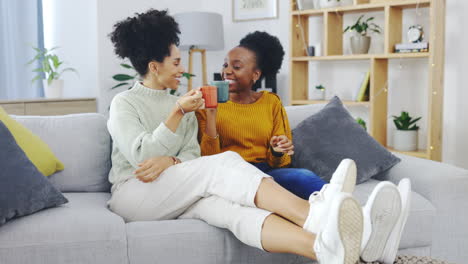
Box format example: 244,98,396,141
174,12,225,90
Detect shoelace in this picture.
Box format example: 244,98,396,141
309,184,329,203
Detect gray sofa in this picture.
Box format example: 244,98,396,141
0,104,466,264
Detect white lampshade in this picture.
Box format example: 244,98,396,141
174,12,224,51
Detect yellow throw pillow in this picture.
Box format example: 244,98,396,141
0,106,64,176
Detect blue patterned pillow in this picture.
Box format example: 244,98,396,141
292,96,400,184
0,121,68,225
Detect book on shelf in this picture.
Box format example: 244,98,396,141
395,42,429,50
395,48,429,53
354,70,370,102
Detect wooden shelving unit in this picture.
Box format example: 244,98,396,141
289,0,445,161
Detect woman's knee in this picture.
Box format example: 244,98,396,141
219,150,243,161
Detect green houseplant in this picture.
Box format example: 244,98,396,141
309,84,326,100
356,117,367,130
112,63,194,95
392,111,421,151
343,15,382,54
28,46,77,98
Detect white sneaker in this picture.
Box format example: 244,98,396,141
303,159,357,234
380,179,412,264
329,158,357,194
360,181,407,263
314,193,363,264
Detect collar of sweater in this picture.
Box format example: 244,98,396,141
131,81,171,97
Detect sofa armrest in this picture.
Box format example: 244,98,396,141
376,153,468,263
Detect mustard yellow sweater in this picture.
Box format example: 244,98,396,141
196,91,292,168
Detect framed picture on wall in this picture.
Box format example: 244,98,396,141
232,0,278,22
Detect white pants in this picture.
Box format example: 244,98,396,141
108,151,272,250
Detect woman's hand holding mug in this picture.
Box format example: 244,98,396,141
177,89,205,113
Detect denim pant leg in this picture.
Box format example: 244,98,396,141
253,163,325,200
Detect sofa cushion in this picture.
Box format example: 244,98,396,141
0,121,68,226
0,106,64,176
354,179,435,249
291,97,401,184
126,219,310,264
13,114,112,192
0,193,127,264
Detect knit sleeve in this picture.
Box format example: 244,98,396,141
176,113,201,162
266,97,292,168
195,109,221,156
107,95,183,167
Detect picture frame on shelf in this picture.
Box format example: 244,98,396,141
232,0,278,22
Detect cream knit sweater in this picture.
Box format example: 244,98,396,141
107,82,200,190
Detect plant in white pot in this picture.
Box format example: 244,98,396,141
309,84,326,100
343,15,382,54
392,111,421,151
28,46,77,98
319,0,341,9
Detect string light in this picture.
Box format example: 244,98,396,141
415,0,422,18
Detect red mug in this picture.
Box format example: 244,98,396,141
200,86,218,108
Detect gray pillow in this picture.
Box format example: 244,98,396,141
292,96,400,184
0,121,68,225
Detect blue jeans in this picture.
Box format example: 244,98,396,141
252,163,326,200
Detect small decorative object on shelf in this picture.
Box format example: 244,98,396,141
343,15,382,54
307,45,315,56
310,84,326,100
408,24,424,43
28,46,78,98
356,117,367,131
319,0,340,9
392,111,422,152
394,25,428,53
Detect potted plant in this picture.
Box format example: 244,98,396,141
343,15,382,54
309,84,326,100
112,63,195,95
392,111,421,151
28,46,77,98
319,0,340,8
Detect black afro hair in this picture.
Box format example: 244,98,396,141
239,31,285,80
109,9,180,76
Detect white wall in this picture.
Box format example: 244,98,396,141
43,0,97,98
442,1,468,168
47,0,468,169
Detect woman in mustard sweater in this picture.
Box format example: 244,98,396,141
196,31,326,199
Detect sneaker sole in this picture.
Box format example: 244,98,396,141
339,197,363,264
380,179,411,264
360,185,402,262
